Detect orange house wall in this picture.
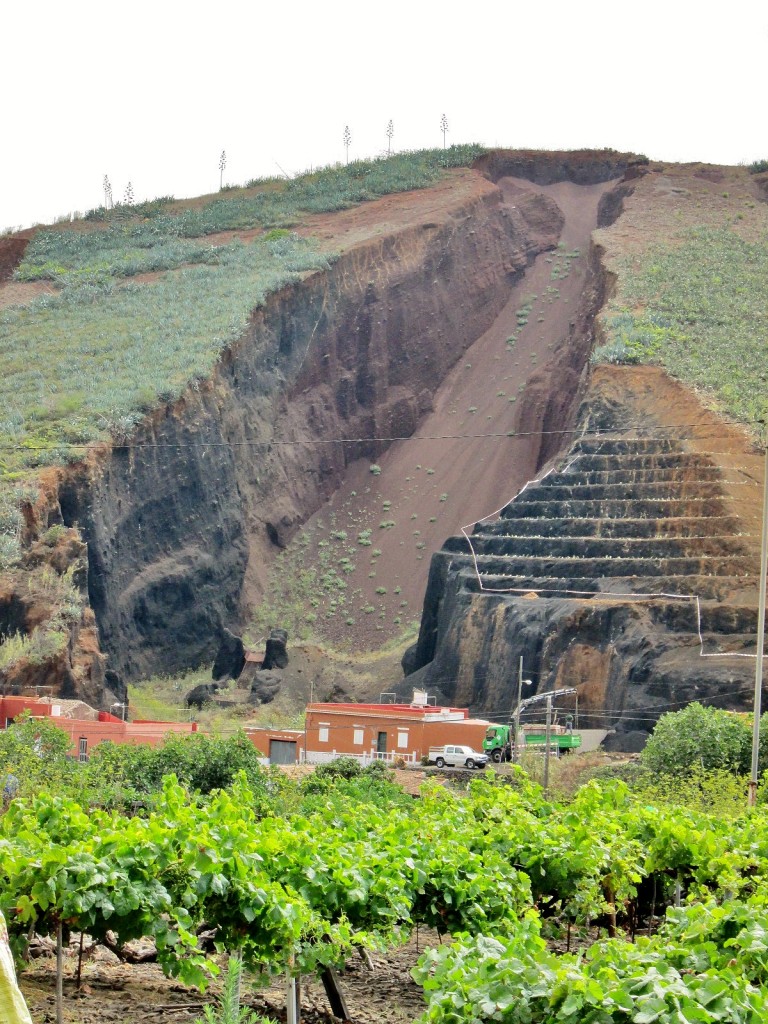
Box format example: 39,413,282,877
304,707,489,760
245,727,304,758
0,697,198,758
34,719,199,756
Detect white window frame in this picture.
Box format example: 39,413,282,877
318,724,330,743
353,728,364,746
397,731,409,749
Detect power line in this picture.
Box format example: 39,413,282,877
475,684,763,726
0,425,763,454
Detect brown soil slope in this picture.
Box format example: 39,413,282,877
261,175,614,653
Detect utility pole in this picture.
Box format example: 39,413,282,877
303,679,315,765
512,657,525,764
748,434,768,807
514,687,578,787
544,695,553,792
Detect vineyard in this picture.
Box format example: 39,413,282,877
2,760,768,1023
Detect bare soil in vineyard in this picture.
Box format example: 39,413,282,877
19,929,438,1024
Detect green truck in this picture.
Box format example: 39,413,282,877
482,722,582,762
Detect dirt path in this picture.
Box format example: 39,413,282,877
300,177,614,650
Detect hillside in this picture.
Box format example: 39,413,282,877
0,150,765,739
404,161,768,745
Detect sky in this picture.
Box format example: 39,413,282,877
3,0,766,231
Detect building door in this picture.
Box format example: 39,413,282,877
78,737,88,763
376,731,388,754
269,740,298,765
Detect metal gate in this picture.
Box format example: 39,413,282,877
269,740,298,765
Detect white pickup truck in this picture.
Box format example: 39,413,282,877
427,744,489,769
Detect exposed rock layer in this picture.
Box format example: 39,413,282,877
407,367,762,743
2,151,642,695
51,179,540,679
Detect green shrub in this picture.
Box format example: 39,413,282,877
640,703,751,777
87,731,270,800
312,756,362,780
0,714,76,795
41,524,68,545
590,339,643,365
630,764,748,818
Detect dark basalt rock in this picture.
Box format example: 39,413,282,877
186,682,220,709
211,628,246,681
104,669,127,703
602,730,649,754
249,670,282,705
323,682,351,703
401,642,420,678
262,628,288,670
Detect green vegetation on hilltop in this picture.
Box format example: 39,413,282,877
0,146,484,572
594,226,768,425
1,234,331,465
16,145,485,288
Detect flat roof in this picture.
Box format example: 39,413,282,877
306,702,485,722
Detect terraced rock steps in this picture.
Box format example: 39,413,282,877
467,436,758,645
409,432,761,734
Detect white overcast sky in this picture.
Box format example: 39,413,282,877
3,0,766,230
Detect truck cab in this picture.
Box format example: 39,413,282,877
482,725,510,762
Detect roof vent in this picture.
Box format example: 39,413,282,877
412,689,436,707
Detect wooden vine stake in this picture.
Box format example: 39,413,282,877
55,919,64,1024
320,966,349,1021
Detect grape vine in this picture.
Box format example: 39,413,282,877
1,770,767,1023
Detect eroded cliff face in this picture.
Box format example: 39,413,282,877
0,473,112,705
2,151,644,696
407,367,762,745
52,179,546,680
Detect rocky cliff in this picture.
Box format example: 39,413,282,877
1,149,645,698
405,366,763,747
43,177,544,680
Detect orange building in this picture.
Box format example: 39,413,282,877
0,691,489,768
244,726,304,765
0,695,198,761
300,691,491,766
